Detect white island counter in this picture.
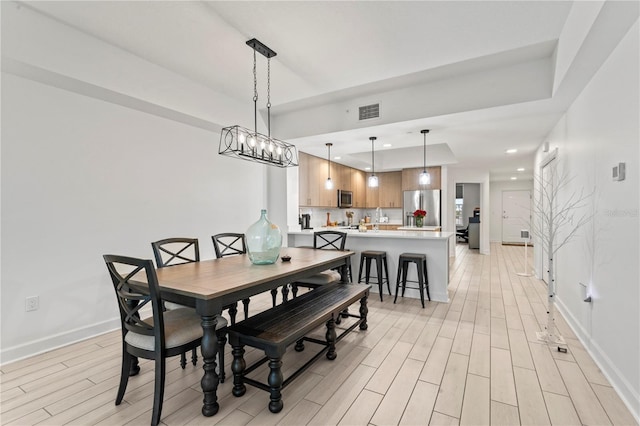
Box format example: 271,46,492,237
287,229,454,303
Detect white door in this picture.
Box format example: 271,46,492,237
502,190,531,244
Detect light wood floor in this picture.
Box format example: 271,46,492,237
1,243,637,425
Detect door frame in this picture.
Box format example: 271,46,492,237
538,148,558,282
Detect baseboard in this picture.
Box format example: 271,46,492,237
555,297,640,423
0,317,120,367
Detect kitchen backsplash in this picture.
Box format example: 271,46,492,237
299,207,403,228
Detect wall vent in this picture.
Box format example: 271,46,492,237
359,103,380,120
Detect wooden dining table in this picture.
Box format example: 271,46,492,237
147,247,354,417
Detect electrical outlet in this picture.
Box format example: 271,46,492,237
25,296,39,312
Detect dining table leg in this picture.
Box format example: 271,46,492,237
200,315,220,416
338,262,350,323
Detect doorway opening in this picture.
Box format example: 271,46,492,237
455,183,480,248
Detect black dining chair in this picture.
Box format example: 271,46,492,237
211,233,252,316
151,237,234,373
291,231,352,297
103,254,227,426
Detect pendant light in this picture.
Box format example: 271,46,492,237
419,129,431,185
368,137,379,187
325,143,334,189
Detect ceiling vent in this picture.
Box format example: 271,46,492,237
359,103,380,120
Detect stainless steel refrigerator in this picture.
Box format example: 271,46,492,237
403,190,441,227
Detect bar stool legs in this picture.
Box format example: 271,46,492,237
358,251,390,301
394,253,430,308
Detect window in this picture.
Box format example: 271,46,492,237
455,199,464,226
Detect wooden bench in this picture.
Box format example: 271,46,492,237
227,282,370,413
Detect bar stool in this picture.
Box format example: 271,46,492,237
358,251,391,301
394,253,430,308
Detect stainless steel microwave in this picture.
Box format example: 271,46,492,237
337,190,353,208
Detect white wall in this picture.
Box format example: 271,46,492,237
533,19,639,419
489,179,534,242
0,5,271,363
460,183,480,227
446,167,491,255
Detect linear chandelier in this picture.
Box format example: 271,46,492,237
218,38,298,168
419,129,431,185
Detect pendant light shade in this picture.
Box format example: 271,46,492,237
325,143,334,189
419,129,431,185
368,137,378,187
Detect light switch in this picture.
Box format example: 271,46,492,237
613,162,626,181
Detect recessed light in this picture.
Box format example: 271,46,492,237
365,167,371,170
510,176,518,180
517,167,525,172
334,156,341,160
383,144,392,147
506,149,518,154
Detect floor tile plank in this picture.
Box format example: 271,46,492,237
308,364,376,426
460,374,489,426
507,328,534,370
430,411,460,425
400,381,439,425
555,359,612,425
490,400,520,426
365,341,412,394
513,366,550,425
529,343,568,396
468,333,491,378
337,389,383,426
490,347,517,406
433,353,469,418
591,383,638,426
542,391,582,426
370,358,424,425
419,336,454,385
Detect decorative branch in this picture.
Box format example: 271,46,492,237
530,162,594,346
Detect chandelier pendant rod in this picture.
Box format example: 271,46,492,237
422,129,430,172
267,57,271,139
253,48,258,138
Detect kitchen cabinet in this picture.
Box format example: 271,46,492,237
402,166,441,190
320,161,338,207
364,178,379,208
351,169,366,208
307,154,324,206
379,171,402,208
299,153,311,206
338,164,351,191
299,153,406,209
363,224,400,231
364,171,401,208
298,152,351,208
299,152,337,207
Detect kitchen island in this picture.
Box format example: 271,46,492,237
287,229,454,303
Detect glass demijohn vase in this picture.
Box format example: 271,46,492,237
246,209,282,265
415,216,424,228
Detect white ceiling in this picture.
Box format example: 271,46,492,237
24,0,604,181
